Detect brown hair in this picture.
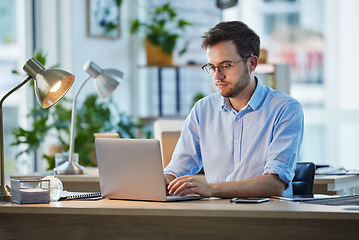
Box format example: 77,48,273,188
201,21,260,58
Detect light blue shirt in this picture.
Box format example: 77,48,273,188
164,78,304,196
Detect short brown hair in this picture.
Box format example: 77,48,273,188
201,21,260,58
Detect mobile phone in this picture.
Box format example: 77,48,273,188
230,197,270,203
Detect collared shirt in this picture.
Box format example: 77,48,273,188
164,78,304,196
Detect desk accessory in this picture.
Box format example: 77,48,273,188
230,197,270,203
315,166,359,175
54,61,123,175
10,178,50,204
60,190,102,200
0,58,74,202
42,175,63,201
300,194,359,206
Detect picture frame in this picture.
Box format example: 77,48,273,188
87,0,121,39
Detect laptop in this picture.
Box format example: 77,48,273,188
95,138,202,202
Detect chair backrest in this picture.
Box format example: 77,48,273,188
161,131,181,168
153,119,184,168
292,162,316,196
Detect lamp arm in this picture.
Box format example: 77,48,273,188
68,75,92,163
1,76,32,187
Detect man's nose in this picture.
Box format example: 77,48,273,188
214,68,225,80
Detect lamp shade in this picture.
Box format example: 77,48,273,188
23,58,75,108
83,61,122,98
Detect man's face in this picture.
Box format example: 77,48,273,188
206,40,251,98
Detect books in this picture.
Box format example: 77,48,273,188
60,190,102,200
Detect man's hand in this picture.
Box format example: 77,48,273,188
164,174,176,195
167,175,213,198
166,174,286,199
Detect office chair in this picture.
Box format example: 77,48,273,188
153,119,184,168
292,162,316,196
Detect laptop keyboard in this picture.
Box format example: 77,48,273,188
302,195,359,206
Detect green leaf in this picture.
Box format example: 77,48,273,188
43,154,55,170
192,92,206,107
177,19,193,29
33,50,47,66
115,0,122,7
130,19,141,34
179,40,190,56
162,34,178,54
49,63,60,69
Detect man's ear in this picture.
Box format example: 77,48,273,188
248,55,258,73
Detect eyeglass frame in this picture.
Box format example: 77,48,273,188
201,54,253,77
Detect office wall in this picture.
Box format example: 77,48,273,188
37,0,137,115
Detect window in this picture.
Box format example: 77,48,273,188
0,0,33,179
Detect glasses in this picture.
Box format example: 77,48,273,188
201,55,252,77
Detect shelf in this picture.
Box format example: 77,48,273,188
139,63,202,68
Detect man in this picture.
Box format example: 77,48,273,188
164,21,304,198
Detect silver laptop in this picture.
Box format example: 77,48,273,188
95,138,202,202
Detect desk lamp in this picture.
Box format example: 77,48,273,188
0,58,74,202
54,61,123,174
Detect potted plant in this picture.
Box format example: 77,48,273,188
130,2,192,65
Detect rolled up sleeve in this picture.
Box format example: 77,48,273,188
263,101,304,188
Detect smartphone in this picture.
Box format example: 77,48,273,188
230,197,270,203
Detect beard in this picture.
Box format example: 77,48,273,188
218,66,251,98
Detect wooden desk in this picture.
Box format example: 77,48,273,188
12,172,359,196
0,198,358,240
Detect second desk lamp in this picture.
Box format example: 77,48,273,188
55,61,123,174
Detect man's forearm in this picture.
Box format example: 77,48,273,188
209,174,286,198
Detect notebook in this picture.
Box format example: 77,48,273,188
60,191,102,200
95,138,202,202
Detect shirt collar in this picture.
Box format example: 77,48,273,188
220,97,231,112
220,77,267,112
248,77,267,111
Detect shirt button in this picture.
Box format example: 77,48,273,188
236,139,239,144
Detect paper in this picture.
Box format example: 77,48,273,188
60,191,102,200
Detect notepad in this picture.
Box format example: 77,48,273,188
60,191,102,200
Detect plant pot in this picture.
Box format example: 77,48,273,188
259,48,268,64
46,144,66,157
145,38,173,66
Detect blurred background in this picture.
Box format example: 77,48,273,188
0,0,358,179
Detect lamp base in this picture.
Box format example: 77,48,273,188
54,160,86,174
0,184,11,202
